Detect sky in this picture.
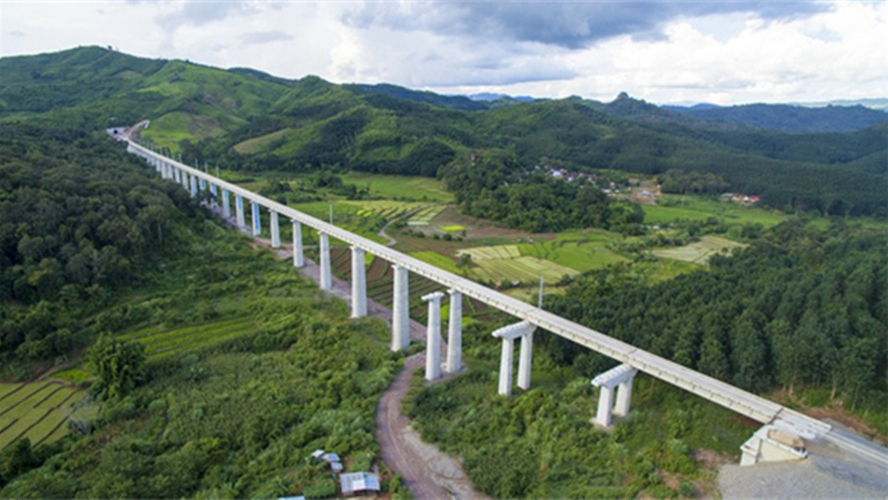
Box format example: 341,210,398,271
1,0,886,105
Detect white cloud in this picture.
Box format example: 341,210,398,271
0,1,885,105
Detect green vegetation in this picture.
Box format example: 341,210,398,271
0,382,90,450
652,235,747,265
643,196,787,228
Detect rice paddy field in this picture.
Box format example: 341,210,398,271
456,245,579,284
118,317,259,360
652,235,748,265
0,381,94,450
406,205,447,226
339,172,453,202
643,196,787,227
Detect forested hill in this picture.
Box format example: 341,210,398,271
2,46,886,217
666,103,888,133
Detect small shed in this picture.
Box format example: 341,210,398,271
340,472,380,496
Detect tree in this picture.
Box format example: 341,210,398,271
88,334,146,401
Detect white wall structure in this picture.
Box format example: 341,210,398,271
392,266,410,352
740,425,808,466
125,141,888,471
446,290,463,374
319,232,332,290
591,364,638,427
251,201,261,237
422,292,445,381
492,322,536,396
351,246,367,318
270,210,280,248
292,220,304,268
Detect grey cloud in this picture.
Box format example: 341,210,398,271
239,31,293,46
344,1,831,49
156,1,254,30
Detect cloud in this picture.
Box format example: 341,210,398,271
155,1,255,30
238,31,293,46
344,1,832,49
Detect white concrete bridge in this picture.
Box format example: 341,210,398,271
125,139,888,470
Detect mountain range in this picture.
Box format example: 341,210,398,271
1,46,885,216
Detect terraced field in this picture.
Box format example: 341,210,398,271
0,381,90,450
407,205,447,226
343,200,425,221
119,317,258,359
652,235,747,265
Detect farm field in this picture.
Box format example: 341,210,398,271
340,172,452,202
342,200,426,220
456,245,579,284
407,205,447,226
653,235,748,265
119,317,258,359
0,381,93,450
517,232,629,272
643,195,787,227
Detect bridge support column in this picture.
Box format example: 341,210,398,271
209,183,217,208
235,195,245,228
270,210,280,248
199,178,206,193
292,220,304,267
319,232,331,290
392,266,410,351
190,175,198,198
221,189,230,219
423,292,445,381
251,201,261,236
492,322,536,396
591,364,638,428
351,247,367,318
446,290,463,373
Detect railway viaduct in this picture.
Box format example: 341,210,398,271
125,138,888,470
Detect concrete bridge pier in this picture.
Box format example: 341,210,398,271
492,321,536,396
422,292,445,381
446,290,463,373
251,201,261,237
292,220,304,268
221,189,230,219
199,178,206,193
209,183,218,208
319,232,332,290
191,175,199,198
270,210,280,248
392,266,410,352
235,195,246,229
351,246,367,318
591,364,638,427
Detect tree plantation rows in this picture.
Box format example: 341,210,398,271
543,221,888,413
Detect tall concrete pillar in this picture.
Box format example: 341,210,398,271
270,210,280,248
591,364,638,427
492,321,536,396
446,290,463,373
199,178,206,192
423,292,445,381
392,266,410,351
319,232,331,290
518,330,533,390
498,337,515,396
251,201,261,236
350,247,367,318
614,379,634,418
209,183,218,207
191,175,199,198
292,220,304,267
222,189,230,219
235,195,245,228
596,386,615,427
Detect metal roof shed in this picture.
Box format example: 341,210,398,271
339,472,380,496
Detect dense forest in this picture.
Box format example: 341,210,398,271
442,149,644,233
0,123,203,363
2,47,886,217
543,221,887,406
0,124,402,498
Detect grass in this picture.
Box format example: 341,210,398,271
340,172,453,202
517,234,629,272
120,317,258,359
440,225,466,232
0,381,90,450
643,195,788,228
652,235,748,265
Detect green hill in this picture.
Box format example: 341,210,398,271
1,46,885,216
